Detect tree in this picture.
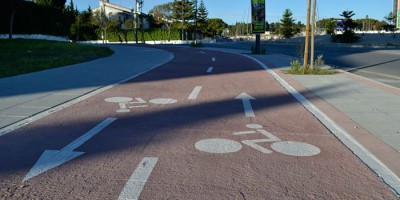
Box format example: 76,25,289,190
293,21,304,35
6,0,23,39
269,22,281,34
265,21,270,31
93,9,119,43
332,10,360,43
280,9,296,38
36,0,66,9
325,18,336,34
172,0,195,40
340,10,356,30
385,12,397,37
206,18,227,37
70,8,96,41
149,3,174,41
197,0,208,35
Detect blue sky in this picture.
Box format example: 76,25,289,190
75,0,394,25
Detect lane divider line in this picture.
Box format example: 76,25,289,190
118,157,159,200
206,67,214,73
212,57,216,62
188,86,203,100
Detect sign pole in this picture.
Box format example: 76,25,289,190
255,34,261,54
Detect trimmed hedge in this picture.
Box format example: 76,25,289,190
102,29,187,42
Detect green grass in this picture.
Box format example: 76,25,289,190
0,39,114,78
283,59,338,75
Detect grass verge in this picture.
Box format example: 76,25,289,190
283,58,338,75
0,39,114,78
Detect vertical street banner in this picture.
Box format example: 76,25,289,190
251,0,266,33
397,0,400,28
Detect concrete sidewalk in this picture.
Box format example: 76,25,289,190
0,45,173,134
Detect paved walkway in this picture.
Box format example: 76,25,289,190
0,45,173,134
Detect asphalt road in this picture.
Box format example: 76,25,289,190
205,42,400,88
0,46,397,199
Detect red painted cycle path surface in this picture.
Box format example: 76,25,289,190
0,46,397,199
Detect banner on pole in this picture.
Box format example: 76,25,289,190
251,0,266,33
397,0,400,28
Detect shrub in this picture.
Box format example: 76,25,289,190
190,41,203,47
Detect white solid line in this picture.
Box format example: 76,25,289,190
206,67,214,73
212,57,216,62
118,157,159,200
242,53,400,196
188,86,202,100
18,106,52,109
0,115,28,118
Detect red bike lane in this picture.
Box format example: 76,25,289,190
0,46,397,199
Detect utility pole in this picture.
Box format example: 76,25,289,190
310,0,316,71
303,0,311,73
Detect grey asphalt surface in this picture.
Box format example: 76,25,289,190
0,43,399,198
0,45,173,132
204,42,400,88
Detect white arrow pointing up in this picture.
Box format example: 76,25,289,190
235,93,256,118
23,118,117,182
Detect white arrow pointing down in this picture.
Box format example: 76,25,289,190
23,118,117,182
235,93,256,118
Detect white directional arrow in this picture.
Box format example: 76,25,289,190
23,118,117,182
235,93,256,118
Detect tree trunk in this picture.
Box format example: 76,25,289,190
303,0,311,73
310,0,316,71
9,9,16,40
168,27,171,42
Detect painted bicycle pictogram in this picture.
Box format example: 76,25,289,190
105,97,178,113
195,124,321,157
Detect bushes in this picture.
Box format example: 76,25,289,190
331,31,360,43
103,29,182,42
1,1,68,36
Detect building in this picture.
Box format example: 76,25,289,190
93,0,149,30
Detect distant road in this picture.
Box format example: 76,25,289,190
205,42,400,88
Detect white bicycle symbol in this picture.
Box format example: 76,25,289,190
195,124,321,157
105,97,178,113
